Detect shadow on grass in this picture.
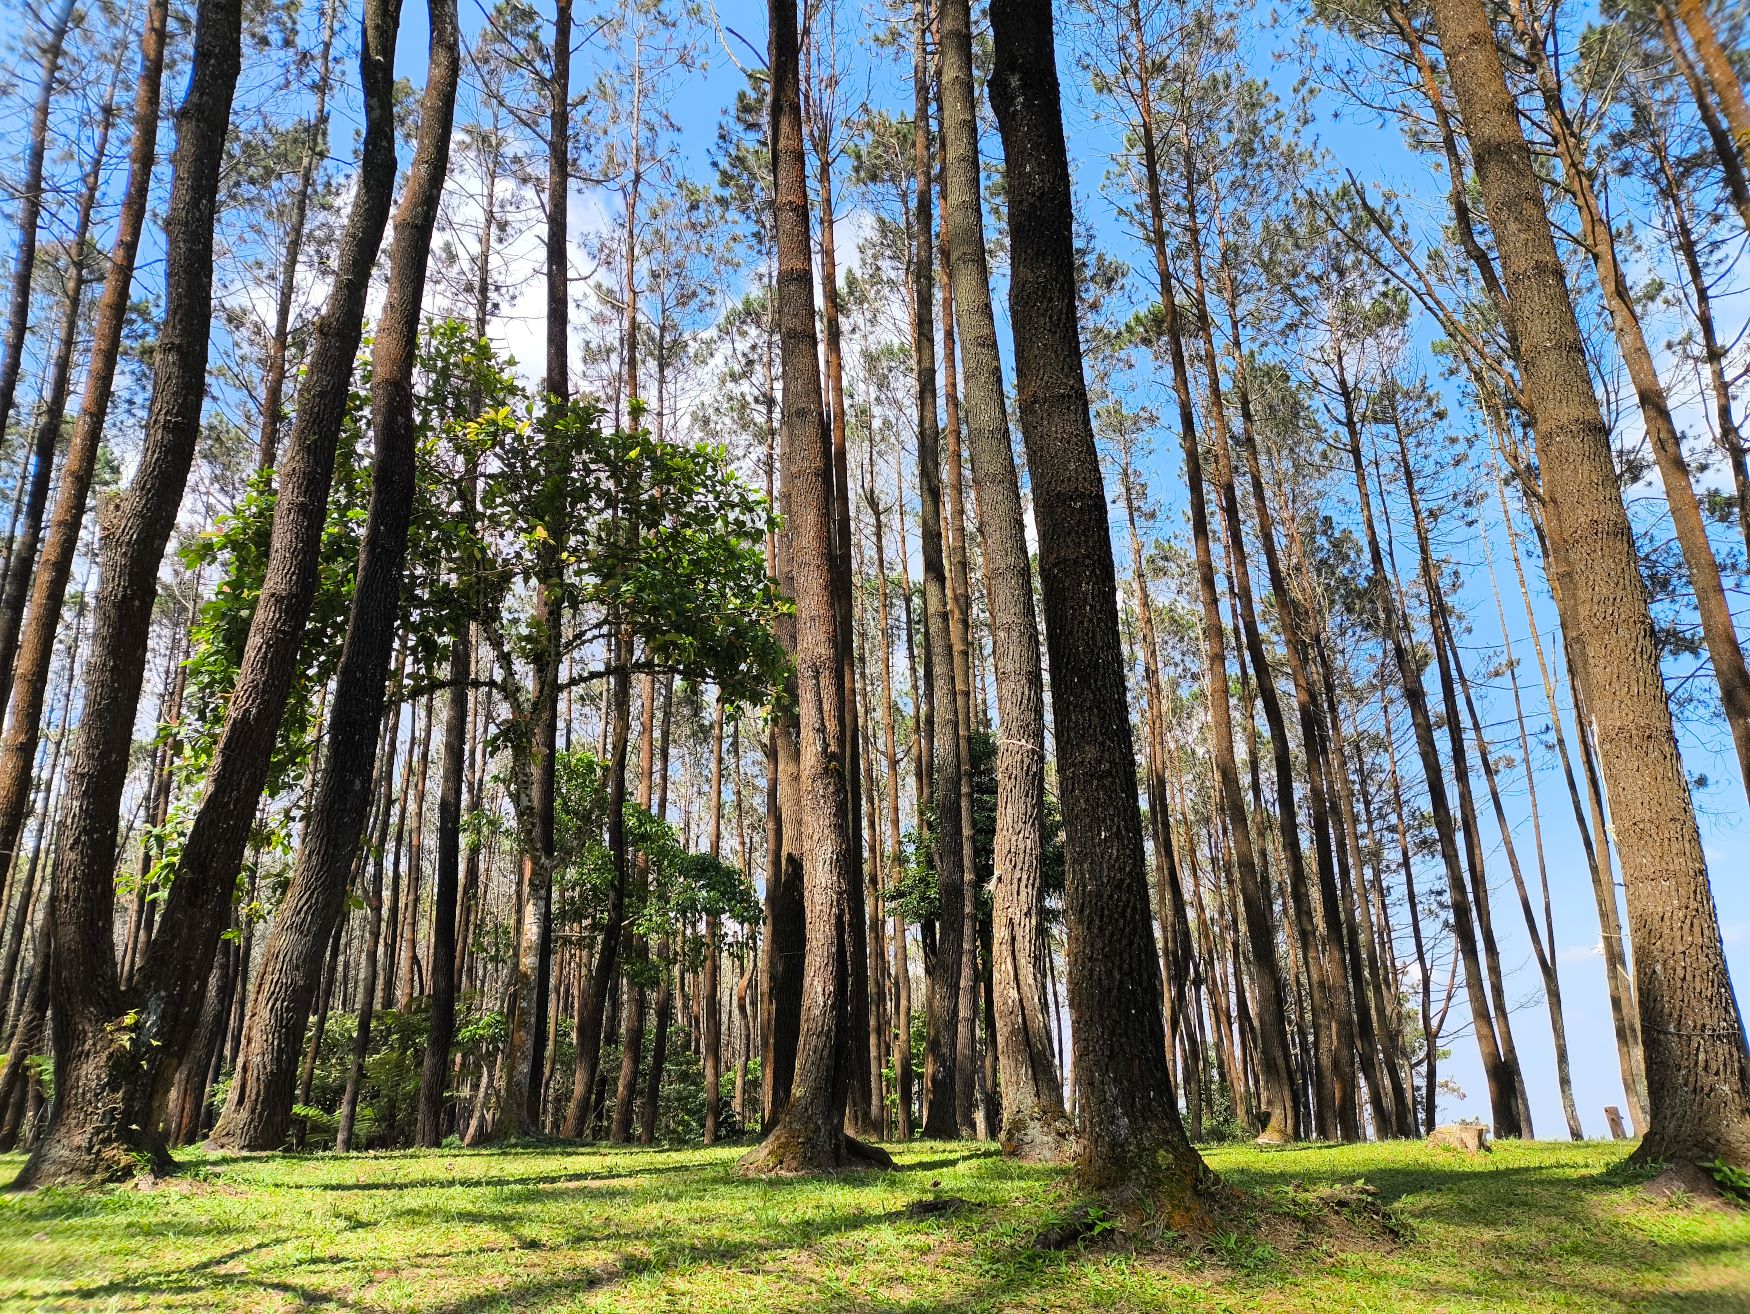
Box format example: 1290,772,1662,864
28,1141,1750,1313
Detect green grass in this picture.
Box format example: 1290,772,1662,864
3,1138,1747,1311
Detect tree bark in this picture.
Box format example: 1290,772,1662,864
936,0,1067,1157
738,0,892,1176
1428,0,1750,1169
17,0,245,1186
987,0,1214,1202
203,0,458,1154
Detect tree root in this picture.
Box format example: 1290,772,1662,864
736,1125,896,1177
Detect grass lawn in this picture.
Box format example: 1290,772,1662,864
3,1137,1747,1311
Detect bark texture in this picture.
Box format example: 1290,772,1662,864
988,0,1214,1203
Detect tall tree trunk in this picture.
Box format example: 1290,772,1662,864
703,699,725,1143
18,0,245,1187
936,0,1068,1158
202,0,459,1155
1640,106,1749,557
1667,0,1750,159
0,0,167,975
869,470,915,1139
737,0,892,1176
338,704,400,1152
1428,0,1750,1169
805,49,876,1144
1506,0,1750,808
172,0,406,1148
1652,1,1750,234
398,696,434,1009
987,0,1214,1201
1495,466,1649,1129
419,626,470,1143
1335,366,1521,1138
909,0,968,1143
936,240,983,1139
0,64,117,710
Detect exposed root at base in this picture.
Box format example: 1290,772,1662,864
1030,1174,1408,1261
736,1127,897,1177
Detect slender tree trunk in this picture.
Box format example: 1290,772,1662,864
1507,3,1750,809
0,69,116,708
704,698,726,1143
1668,0,1750,159
904,0,968,1143
0,0,76,463
1653,1,1750,234
0,0,168,958
738,0,892,1176
255,0,340,471
1641,110,1749,557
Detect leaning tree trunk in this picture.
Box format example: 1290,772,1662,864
153,0,403,1150
204,0,459,1155
255,0,340,472
0,0,76,475
1427,0,1750,1171
936,0,1069,1161
737,0,892,1177
0,64,116,716
16,0,244,1188
987,0,1215,1204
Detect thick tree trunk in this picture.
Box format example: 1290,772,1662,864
1428,0,1750,1169
17,0,245,1187
936,0,1068,1159
987,0,1214,1202
203,0,458,1155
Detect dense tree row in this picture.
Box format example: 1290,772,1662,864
0,0,1742,1199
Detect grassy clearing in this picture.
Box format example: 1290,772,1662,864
3,1137,1747,1311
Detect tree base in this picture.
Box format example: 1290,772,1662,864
736,1126,896,1177
13,1123,174,1190
999,1108,1077,1163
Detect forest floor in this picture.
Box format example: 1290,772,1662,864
3,1137,1748,1311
